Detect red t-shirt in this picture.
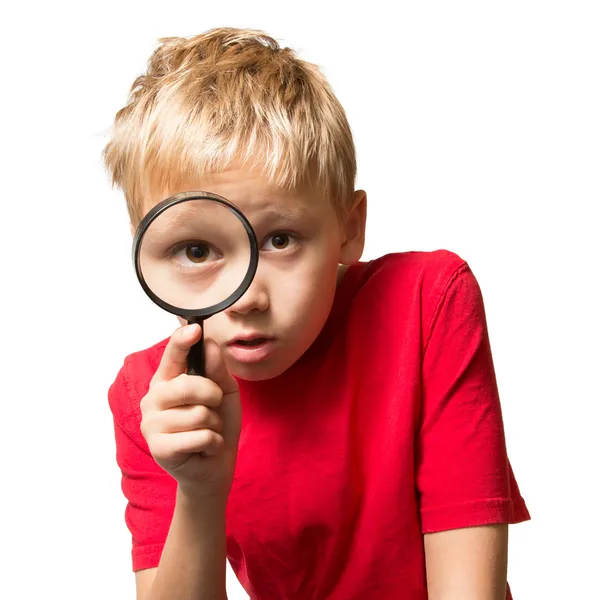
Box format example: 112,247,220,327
109,250,530,599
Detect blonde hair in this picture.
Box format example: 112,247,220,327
103,27,357,226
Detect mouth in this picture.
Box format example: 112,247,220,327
230,337,270,346
226,335,276,363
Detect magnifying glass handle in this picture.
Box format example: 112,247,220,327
187,319,205,377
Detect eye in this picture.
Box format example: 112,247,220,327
264,233,292,251
187,244,211,262
171,242,219,266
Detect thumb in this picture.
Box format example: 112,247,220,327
151,323,202,385
204,338,241,448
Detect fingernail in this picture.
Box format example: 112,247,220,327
185,323,199,337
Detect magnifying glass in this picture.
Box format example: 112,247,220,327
132,191,259,376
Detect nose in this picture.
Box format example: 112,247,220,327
226,273,270,316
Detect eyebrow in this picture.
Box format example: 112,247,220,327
248,204,314,222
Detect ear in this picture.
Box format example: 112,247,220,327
339,189,367,265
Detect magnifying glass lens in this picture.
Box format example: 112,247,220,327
138,199,253,311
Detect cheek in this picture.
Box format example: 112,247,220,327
274,255,339,326
201,314,225,340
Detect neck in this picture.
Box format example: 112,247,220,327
337,263,349,286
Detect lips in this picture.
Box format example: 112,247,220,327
227,332,272,345
232,337,269,346
226,334,276,363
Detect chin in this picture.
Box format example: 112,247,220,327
230,361,289,382
227,333,321,382
228,351,299,381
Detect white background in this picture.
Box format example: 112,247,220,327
1,1,598,598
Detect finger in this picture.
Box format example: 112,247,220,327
156,405,223,434
148,373,223,411
154,430,225,462
152,324,202,385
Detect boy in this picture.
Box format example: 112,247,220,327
104,28,530,599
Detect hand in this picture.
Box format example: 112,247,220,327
140,324,242,498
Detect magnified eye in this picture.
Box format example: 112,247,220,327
186,244,210,263
171,242,220,267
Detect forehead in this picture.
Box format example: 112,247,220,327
147,168,328,223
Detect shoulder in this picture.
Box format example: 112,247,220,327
349,250,482,343
364,249,468,285
108,337,170,429
355,249,473,305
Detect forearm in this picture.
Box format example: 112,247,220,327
144,487,227,600
424,524,509,600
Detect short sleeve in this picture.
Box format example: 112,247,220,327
417,263,530,533
108,361,177,571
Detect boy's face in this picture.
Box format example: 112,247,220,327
140,168,366,381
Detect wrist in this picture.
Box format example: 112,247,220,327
176,483,229,513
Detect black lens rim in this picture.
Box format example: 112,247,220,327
132,191,259,320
